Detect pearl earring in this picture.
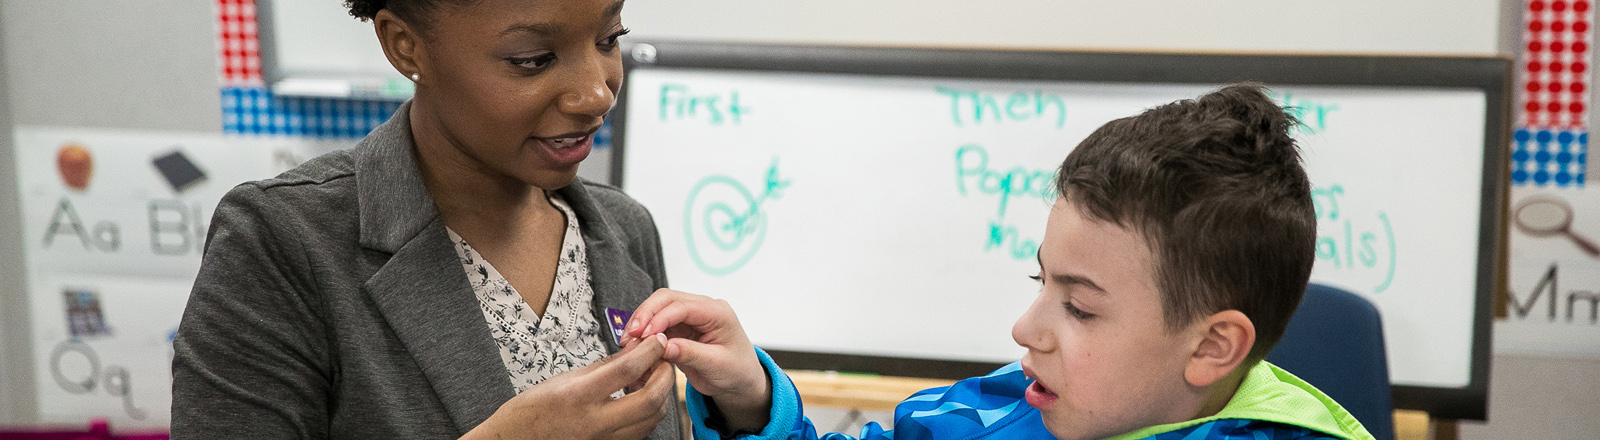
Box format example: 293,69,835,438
410,73,420,82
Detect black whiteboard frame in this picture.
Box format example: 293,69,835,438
610,40,1510,421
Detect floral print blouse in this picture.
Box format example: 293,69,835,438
446,193,609,394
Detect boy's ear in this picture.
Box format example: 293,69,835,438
373,10,425,82
1184,310,1256,387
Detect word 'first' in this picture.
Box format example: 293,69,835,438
659,84,748,126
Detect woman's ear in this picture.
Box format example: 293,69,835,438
1184,310,1256,387
372,9,424,81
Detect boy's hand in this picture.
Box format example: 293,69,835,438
625,289,771,431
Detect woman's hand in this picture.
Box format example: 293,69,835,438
463,334,676,440
625,289,770,432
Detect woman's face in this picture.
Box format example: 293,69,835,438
409,0,627,189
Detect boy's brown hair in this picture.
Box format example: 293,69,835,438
1055,83,1316,362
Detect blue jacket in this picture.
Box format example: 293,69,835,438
685,349,1375,440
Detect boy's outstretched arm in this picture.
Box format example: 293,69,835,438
626,289,773,432
627,289,1042,440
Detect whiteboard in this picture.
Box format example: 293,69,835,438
615,43,1506,419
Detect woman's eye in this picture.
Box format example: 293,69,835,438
1063,302,1095,320
507,53,557,70
599,27,631,49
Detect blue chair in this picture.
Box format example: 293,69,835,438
1266,283,1395,440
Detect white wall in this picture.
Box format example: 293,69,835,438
1,1,221,131
0,2,26,424
1460,354,1600,439
624,0,1504,55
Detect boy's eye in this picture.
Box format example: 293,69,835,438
507,53,557,71
1028,274,1044,284
1063,302,1095,320
599,27,631,49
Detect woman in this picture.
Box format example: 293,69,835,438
170,0,680,438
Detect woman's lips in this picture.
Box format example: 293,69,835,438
1025,380,1059,408
533,133,593,167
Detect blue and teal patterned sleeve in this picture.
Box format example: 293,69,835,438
685,347,897,440
687,353,1349,440
683,349,1050,440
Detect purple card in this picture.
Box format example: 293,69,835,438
605,307,633,345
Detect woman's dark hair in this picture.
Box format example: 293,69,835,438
345,0,472,28
1055,83,1316,364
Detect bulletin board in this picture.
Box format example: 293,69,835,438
1497,0,1600,364
613,41,1509,420
254,0,413,98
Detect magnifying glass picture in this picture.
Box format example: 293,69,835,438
1514,195,1600,258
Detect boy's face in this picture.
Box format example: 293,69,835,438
1012,198,1204,440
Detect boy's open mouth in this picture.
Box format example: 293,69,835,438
1025,380,1059,407
1030,381,1057,397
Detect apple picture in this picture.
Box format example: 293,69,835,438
57,143,93,192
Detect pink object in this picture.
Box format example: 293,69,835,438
0,419,168,440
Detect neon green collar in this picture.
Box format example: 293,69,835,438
1102,361,1376,440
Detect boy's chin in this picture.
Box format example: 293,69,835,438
1040,422,1105,440
1038,412,1095,440
1038,411,1142,440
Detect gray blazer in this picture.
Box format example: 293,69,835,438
171,103,681,439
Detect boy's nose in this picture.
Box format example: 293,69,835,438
1012,298,1054,352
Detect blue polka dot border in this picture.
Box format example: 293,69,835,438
222,86,403,139
221,86,614,150
1512,128,1588,188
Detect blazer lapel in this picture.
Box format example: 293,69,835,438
559,181,657,354
354,102,512,434
363,221,512,434
559,181,688,440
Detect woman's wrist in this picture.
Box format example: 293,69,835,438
459,415,503,440
463,403,523,440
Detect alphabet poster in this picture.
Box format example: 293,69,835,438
11,126,344,427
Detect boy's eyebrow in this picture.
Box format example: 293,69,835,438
1035,251,1109,295
498,0,626,37
1051,273,1109,295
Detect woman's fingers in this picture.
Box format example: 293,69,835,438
603,360,677,432
583,333,667,392
636,360,677,401
609,391,674,440
479,336,674,440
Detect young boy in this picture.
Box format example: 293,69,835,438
625,84,1375,440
